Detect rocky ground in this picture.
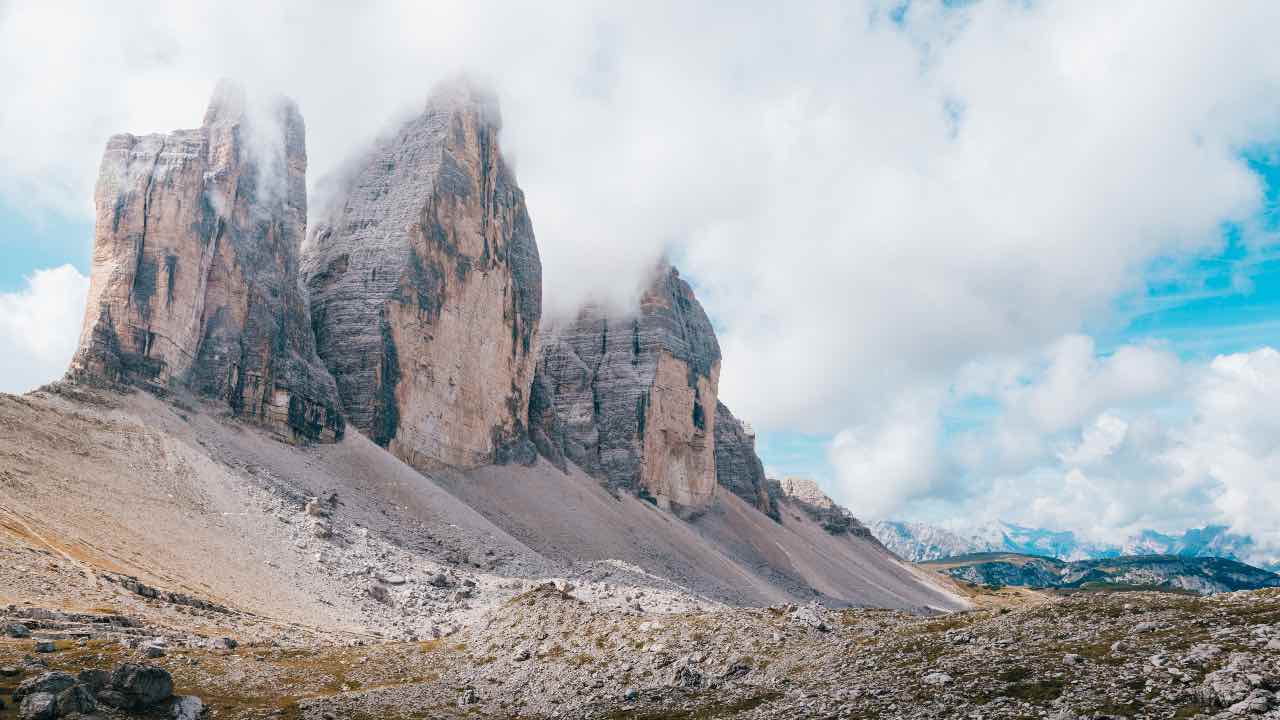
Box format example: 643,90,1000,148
1,585,1278,719
4,388,1276,718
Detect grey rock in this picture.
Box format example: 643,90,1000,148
17,692,55,720
211,637,238,651
32,641,56,653
775,477,863,535
110,663,174,708
922,672,953,686
66,80,344,444
170,694,205,720
77,668,110,693
4,622,31,638
304,78,541,470
54,683,96,716
95,689,130,709
531,263,721,516
14,671,77,700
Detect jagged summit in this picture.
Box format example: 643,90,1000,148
67,81,343,443
303,78,542,470
530,261,721,516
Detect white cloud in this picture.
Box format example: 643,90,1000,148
879,339,1280,567
0,265,89,394
827,390,942,518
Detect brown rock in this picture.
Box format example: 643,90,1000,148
303,79,541,470
67,81,344,443
531,264,720,516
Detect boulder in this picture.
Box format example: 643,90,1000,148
14,671,77,700
109,663,174,708
76,668,110,693
17,692,55,720
4,622,31,638
304,78,542,470
66,80,344,444
171,694,205,720
54,684,96,716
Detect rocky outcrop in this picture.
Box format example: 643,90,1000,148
714,401,778,521
303,80,541,471
67,82,344,443
531,264,720,516
774,476,873,538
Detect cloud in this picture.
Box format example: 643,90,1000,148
0,265,89,394
828,390,943,518
874,338,1280,568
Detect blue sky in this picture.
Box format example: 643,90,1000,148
0,201,91,292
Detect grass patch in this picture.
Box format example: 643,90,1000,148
1002,678,1065,704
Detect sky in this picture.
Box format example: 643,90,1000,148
3,1,1280,566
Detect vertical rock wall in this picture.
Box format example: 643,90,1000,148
531,264,721,516
714,401,779,521
303,80,542,470
68,82,344,443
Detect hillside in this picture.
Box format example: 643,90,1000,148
923,553,1280,595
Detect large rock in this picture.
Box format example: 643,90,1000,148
303,79,542,470
13,671,77,701
108,663,173,709
531,264,721,516
714,401,778,520
67,81,344,443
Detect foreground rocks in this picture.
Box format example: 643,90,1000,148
5,585,1276,718
303,79,542,470
66,81,344,443
10,662,188,720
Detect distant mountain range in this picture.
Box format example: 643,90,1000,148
921,553,1280,595
870,520,1279,572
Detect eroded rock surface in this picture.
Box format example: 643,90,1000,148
303,80,541,470
531,264,720,515
714,401,778,521
68,81,343,443
775,476,871,537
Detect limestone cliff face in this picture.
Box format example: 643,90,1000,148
714,401,778,521
302,81,542,471
531,265,721,516
68,82,344,443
